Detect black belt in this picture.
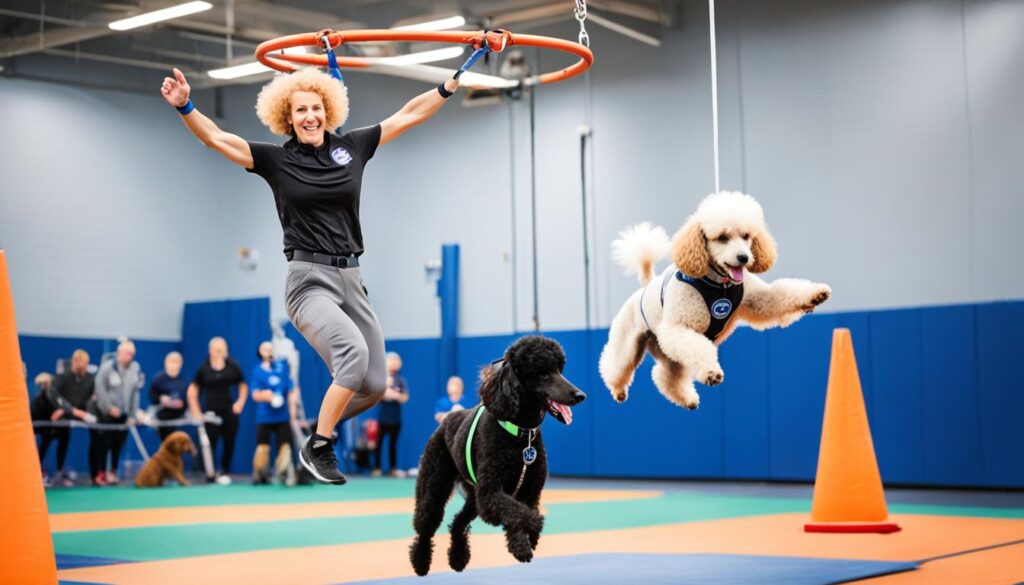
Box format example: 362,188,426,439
287,250,360,268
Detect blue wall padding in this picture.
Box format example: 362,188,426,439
350,553,918,585
867,308,926,484
438,244,460,381
920,305,984,486
181,297,271,474
18,300,1024,487
976,302,1024,486
381,337,440,471
720,330,770,478
541,330,596,477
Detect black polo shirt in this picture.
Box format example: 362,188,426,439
247,125,381,257
53,371,95,410
192,358,245,412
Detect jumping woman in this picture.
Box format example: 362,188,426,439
161,51,461,484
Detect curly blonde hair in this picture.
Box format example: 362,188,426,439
255,67,349,136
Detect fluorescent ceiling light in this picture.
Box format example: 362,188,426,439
208,61,273,80
374,46,465,66
109,1,212,31
208,48,305,79
392,15,466,31
456,71,518,89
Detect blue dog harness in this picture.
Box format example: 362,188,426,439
640,270,744,341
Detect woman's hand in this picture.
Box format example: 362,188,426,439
161,68,191,109
443,77,460,94
232,400,245,415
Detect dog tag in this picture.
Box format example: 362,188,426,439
523,446,537,465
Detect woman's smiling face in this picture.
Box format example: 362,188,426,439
289,90,326,146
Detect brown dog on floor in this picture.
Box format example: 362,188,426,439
135,431,197,487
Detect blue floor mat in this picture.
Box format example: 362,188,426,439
56,553,132,570
349,553,918,585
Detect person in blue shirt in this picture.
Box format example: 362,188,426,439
250,342,298,485
149,351,190,442
433,375,467,425
373,352,408,477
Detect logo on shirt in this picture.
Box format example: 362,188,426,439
331,147,352,166
268,375,281,386
711,298,733,319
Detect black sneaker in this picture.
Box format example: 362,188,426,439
299,434,347,485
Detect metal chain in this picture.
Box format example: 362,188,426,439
574,0,590,47
511,428,536,498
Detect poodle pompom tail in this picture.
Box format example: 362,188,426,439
611,222,669,285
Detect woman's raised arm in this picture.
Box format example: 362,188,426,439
161,68,254,169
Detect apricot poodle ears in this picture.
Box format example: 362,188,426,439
671,218,709,278
749,228,777,273
169,432,196,455
478,359,520,421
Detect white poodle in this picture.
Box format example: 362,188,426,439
599,191,831,410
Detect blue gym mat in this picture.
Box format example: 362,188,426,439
56,553,131,570
348,553,919,585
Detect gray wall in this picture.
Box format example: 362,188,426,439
2,0,1022,342
0,81,235,340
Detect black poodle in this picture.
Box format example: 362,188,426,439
409,335,586,576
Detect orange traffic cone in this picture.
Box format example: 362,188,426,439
0,250,59,582
805,328,900,534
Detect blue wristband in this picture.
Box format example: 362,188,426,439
176,100,195,115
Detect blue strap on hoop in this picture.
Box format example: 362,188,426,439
321,34,344,83
453,31,508,80
439,38,494,98
454,46,488,80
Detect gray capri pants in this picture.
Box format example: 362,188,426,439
284,260,387,419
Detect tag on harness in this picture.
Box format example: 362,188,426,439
523,446,537,465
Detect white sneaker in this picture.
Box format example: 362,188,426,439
215,474,232,486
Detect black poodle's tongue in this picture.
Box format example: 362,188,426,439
547,400,573,425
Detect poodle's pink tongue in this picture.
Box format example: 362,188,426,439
728,266,744,282
550,401,573,425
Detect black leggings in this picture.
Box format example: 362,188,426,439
206,409,239,474
37,426,70,471
89,414,128,476
374,423,401,472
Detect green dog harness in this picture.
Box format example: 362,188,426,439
465,405,538,496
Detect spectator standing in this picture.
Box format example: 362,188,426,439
91,340,146,486
149,352,190,441
188,336,247,484
250,341,297,486
50,350,96,485
31,373,61,486
373,352,408,477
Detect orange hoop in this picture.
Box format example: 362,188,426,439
255,29,593,86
